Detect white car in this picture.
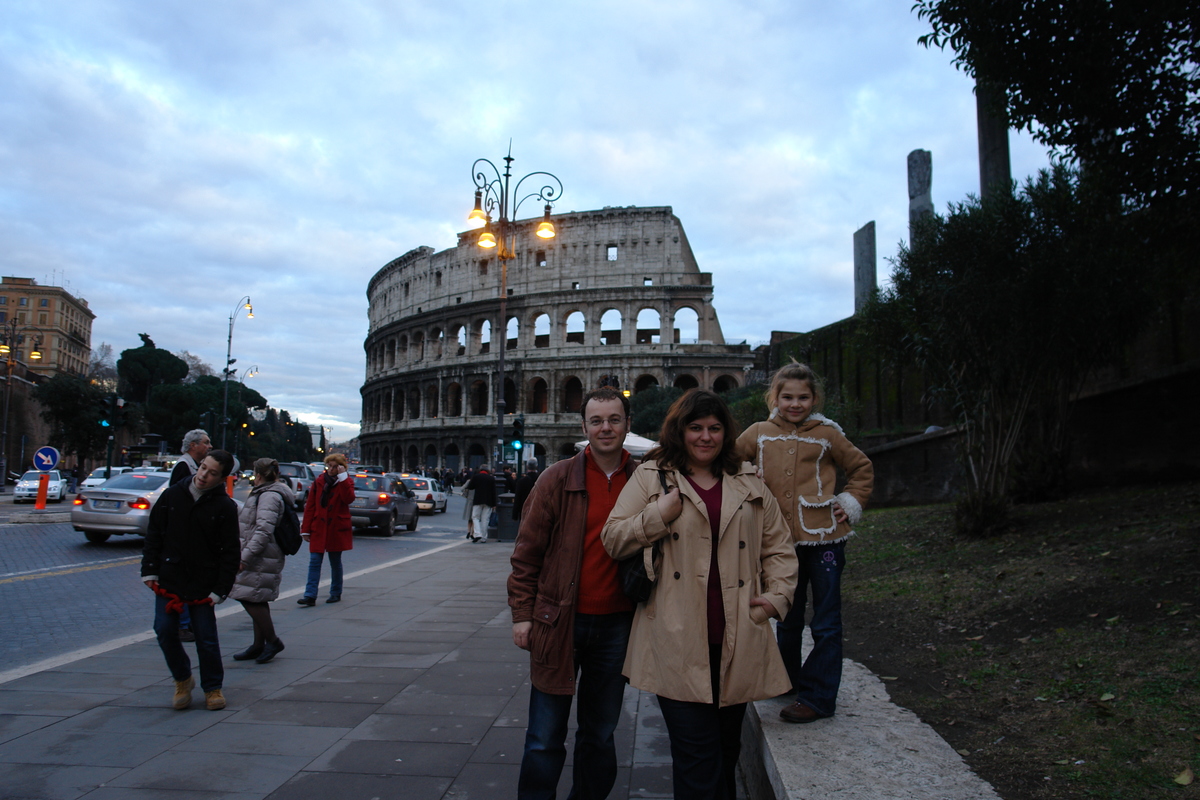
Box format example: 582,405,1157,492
394,474,449,514
13,470,68,503
80,466,132,490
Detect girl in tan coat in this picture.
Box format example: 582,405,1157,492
735,361,873,724
603,390,796,800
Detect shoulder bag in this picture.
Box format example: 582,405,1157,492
617,470,670,603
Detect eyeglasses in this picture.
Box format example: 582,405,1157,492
586,416,627,429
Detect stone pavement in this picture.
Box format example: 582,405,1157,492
0,539,1001,800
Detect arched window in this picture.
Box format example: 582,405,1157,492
635,374,660,394
470,380,489,415
636,308,661,344
425,385,439,417
454,324,467,357
673,374,699,390
406,446,419,471
385,339,395,369
530,378,548,413
558,442,578,459
673,307,699,344
506,316,519,351
408,387,421,418
444,443,461,471
563,377,583,412
713,374,738,394
479,319,491,355
398,335,409,363
413,331,425,361
431,327,444,359
533,313,550,348
504,377,517,413
600,309,622,345
392,445,403,472
446,382,463,417
424,444,438,469
565,311,585,345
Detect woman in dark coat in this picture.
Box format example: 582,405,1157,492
298,453,355,605
229,458,295,662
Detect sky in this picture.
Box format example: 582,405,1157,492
0,0,1052,442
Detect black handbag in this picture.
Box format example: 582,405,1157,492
617,470,670,603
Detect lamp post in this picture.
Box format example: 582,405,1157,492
468,145,563,468
0,322,43,489
221,297,254,450
232,365,258,457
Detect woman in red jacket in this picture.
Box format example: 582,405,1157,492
298,453,355,605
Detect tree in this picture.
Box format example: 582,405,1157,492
117,334,188,403
176,351,215,382
914,0,1198,212
33,375,110,461
88,343,119,391
630,386,682,437
865,166,1146,534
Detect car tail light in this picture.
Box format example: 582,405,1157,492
377,493,390,506
73,496,85,506
128,497,152,510
425,493,433,501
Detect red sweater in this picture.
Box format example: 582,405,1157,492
578,448,635,615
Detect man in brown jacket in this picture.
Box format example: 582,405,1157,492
508,387,637,800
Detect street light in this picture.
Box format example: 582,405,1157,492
0,321,43,488
231,365,259,457
221,296,254,449
469,144,563,467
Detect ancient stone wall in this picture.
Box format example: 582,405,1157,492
360,206,754,471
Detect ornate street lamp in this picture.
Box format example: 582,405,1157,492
468,145,563,467
220,297,253,449
0,321,43,487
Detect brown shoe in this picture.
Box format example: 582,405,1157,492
205,689,226,710
172,675,195,710
780,702,824,723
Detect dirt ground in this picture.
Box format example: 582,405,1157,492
840,480,1200,800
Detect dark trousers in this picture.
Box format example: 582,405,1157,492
656,643,746,800
153,595,223,692
518,611,633,800
777,541,845,717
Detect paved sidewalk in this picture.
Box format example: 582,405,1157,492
0,539,1000,800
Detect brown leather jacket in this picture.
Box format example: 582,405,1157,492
507,450,637,695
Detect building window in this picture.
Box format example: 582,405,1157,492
480,260,489,276
435,271,442,287
644,277,653,286
18,298,27,306
39,298,48,307
607,246,618,261
0,297,7,305
536,250,546,267
0,312,6,323
38,313,47,325
572,282,580,290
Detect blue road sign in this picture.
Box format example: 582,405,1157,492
34,446,61,472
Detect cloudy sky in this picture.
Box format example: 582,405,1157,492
1,1,1050,442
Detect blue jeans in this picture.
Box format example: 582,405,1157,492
153,595,223,692
518,610,633,800
656,643,746,800
305,551,343,599
777,541,845,717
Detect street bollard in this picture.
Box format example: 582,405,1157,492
35,473,50,509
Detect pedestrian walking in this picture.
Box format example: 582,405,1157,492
168,428,213,642
735,361,873,724
464,465,497,542
298,453,355,605
229,458,295,663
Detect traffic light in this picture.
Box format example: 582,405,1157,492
511,417,525,450
97,396,113,427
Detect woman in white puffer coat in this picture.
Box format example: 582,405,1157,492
228,458,295,664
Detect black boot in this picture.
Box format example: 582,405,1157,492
255,639,285,664
232,644,263,661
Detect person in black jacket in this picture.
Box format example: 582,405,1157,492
465,465,497,542
142,450,240,711
511,465,539,521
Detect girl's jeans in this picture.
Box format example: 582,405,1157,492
776,541,846,717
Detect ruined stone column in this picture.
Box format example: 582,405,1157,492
907,149,933,237
976,80,1012,200
853,221,877,314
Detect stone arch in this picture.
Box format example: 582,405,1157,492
431,327,444,359
398,334,409,363
413,330,425,361
673,374,699,390
444,443,461,471
634,374,660,393
470,380,489,415
425,384,439,417
385,339,395,369
392,444,404,472
478,319,492,355
408,387,421,418
453,324,467,357
529,378,548,413
446,382,463,417
565,311,585,345
600,308,623,345
712,374,739,394
506,316,519,351
558,442,577,458
673,306,700,344
533,313,551,348
407,445,419,470
563,376,583,412
636,308,661,344
467,443,487,469
504,377,518,413
424,444,438,469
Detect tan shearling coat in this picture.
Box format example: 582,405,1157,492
601,460,798,706
736,413,873,545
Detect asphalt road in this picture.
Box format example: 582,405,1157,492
0,491,472,676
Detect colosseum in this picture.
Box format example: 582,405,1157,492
360,205,755,471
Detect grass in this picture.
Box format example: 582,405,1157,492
842,480,1200,799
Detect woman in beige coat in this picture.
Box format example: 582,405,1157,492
602,390,797,800
229,458,295,664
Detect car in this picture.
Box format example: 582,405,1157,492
390,474,448,513
70,471,171,542
348,472,419,536
13,470,68,503
80,466,132,490
278,462,317,509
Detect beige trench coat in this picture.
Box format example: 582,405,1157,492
601,460,798,706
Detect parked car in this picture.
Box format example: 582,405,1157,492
13,470,68,503
349,472,419,536
71,471,171,543
278,462,316,509
80,466,132,490
391,474,448,513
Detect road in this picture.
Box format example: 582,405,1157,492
0,489,473,677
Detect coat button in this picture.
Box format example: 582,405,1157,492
739,541,746,549
738,579,744,587
672,532,679,540
785,469,793,476
673,572,680,580
788,448,795,454
785,491,792,498
542,613,549,619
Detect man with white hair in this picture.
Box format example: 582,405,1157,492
170,430,212,486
